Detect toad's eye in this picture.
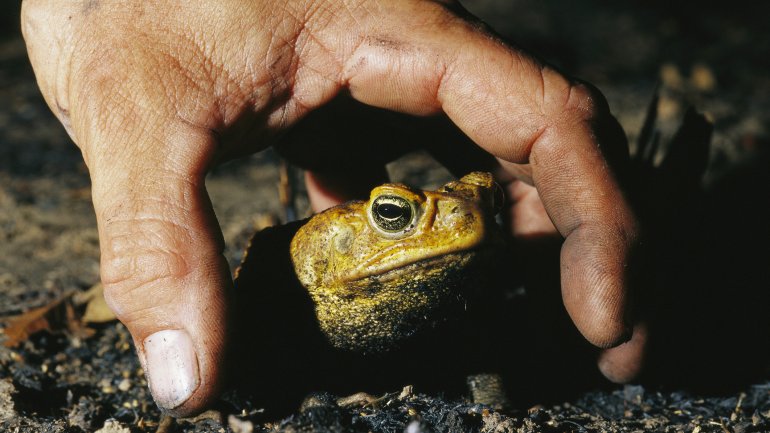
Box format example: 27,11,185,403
371,195,415,233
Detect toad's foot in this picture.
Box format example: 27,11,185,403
467,373,510,411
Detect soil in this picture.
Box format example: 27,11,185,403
2,1,770,432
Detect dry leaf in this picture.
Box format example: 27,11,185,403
1,284,115,347
79,284,117,324
1,295,69,348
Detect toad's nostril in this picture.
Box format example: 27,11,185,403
436,200,470,227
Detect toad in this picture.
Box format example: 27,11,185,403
289,172,504,353
232,172,510,412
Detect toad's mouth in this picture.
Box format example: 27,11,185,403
340,245,494,285
340,226,500,283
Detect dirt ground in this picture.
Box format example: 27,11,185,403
1,1,770,432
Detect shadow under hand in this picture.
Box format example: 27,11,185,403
227,95,615,415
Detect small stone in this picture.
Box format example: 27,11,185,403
98,378,115,394
117,378,130,392
228,415,254,433
95,419,131,433
300,392,337,411
398,385,414,400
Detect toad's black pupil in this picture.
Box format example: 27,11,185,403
371,195,413,232
377,203,404,220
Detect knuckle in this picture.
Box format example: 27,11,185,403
100,250,189,323
101,244,191,292
99,213,195,317
563,81,608,122
532,73,615,163
540,68,608,123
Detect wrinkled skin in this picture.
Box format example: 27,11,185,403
291,172,503,353
22,0,643,416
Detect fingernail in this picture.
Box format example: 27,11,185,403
143,329,200,410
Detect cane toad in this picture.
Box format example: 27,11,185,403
289,172,503,354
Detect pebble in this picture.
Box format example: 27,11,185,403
117,378,130,392
228,415,254,433
94,419,130,433
98,378,114,394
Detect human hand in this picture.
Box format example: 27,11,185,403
22,0,641,415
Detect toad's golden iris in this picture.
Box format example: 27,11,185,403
290,172,503,353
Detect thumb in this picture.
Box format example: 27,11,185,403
89,120,229,416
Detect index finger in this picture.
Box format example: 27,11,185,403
332,1,638,347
